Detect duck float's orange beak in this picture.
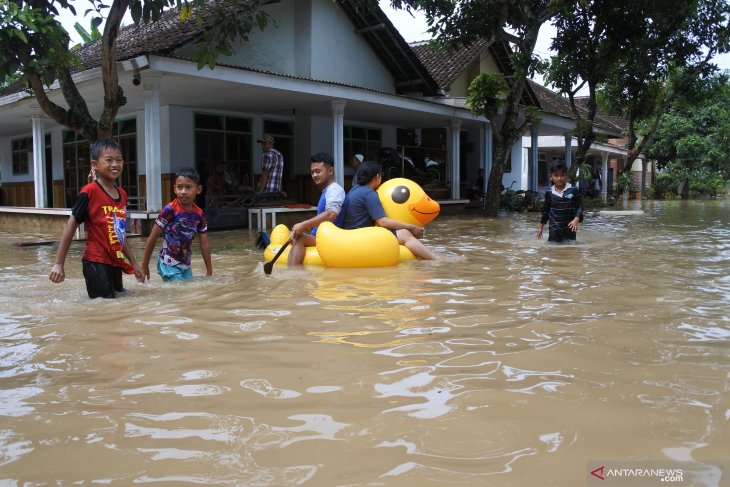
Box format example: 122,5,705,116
409,194,440,225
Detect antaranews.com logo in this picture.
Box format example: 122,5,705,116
588,463,684,485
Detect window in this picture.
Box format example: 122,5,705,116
11,137,31,175
62,119,138,207
195,113,253,192
344,125,381,162
63,132,90,207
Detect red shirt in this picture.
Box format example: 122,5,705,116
72,181,134,273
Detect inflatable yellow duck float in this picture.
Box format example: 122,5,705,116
263,178,440,268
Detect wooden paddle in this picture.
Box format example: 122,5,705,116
263,238,291,275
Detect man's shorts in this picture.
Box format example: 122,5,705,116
157,259,193,282
82,259,124,299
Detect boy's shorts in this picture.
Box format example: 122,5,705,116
82,259,124,299
157,259,193,282
548,227,577,242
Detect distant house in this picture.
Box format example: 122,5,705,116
411,38,649,200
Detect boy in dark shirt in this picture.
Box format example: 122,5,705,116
537,165,584,242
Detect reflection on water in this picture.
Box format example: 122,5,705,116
0,200,728,485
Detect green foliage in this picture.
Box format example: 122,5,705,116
595,0,729,170
650,172,680,199
616,170,633,193
651,170,727,199
72,18,102,46
465,72,508,119
642,74,730,179
582,195,609,209
389,0,562,216
574,163,594,185
0,0,76,83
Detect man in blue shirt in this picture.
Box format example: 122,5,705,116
341,160,437,260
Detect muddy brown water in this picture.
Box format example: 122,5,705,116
0,200,728,485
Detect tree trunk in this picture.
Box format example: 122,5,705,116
482,144,510,217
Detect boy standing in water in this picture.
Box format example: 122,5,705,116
49,139,145,298
537,164,584,242
142,167,212,281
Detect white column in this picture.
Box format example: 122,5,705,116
449,119,461,199
144,75,162,212
485,123,493,194
31,116,47,208
331,100,346,188
601,151,609,202
564,133,572,170
530,125,539,191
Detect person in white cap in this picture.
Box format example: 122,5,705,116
256,134,284,194
350,153,364,188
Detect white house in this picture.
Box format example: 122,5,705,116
0,0,639,229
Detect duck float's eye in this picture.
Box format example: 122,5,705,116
391,186,410,204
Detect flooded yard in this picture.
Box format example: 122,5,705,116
0,199,728,485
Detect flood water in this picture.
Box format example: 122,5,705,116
0,200,728,486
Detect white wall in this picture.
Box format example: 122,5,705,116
311,0,394,92
167,105,195,172
206,2,296,75
175,0,395,94
500,140,523,190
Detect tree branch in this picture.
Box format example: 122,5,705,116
26,70,73,127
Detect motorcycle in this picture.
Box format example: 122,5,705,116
379,146,442,184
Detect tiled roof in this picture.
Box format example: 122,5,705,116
75,4,212,68
409,37,627,135
530,82,626,134
410,38,539,106
410,38,491,88
0,1,216,97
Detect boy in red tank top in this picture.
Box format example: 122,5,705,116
49,139,145,298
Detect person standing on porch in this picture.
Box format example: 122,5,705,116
256,134,285,195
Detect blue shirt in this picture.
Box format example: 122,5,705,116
155,199,207,268
340,184,386,230
311,182,345,236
